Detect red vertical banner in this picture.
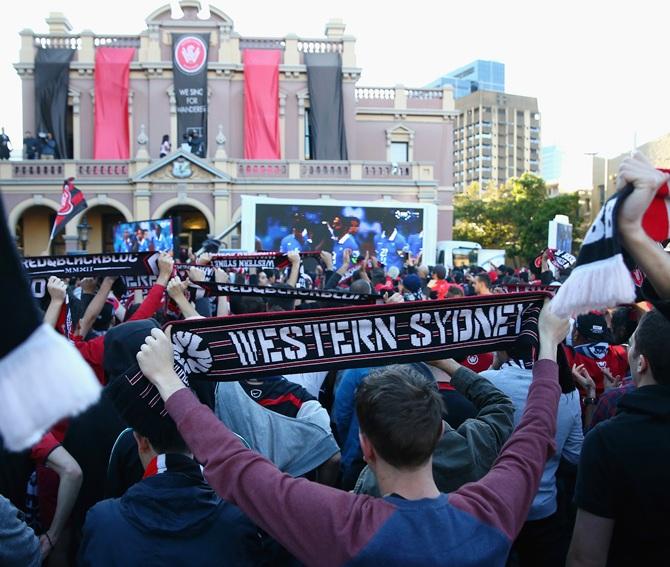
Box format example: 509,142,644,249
243,49,281,159
94,47,135,159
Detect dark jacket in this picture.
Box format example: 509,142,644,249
79,457,266,566
575,385,670,566
355,365,515,495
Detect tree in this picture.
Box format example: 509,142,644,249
453,173,583,264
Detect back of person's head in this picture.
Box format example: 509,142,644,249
540,270,555,286
106,376,188,454
370,268,386,287
266,283,295,312
611,307,638,345
631,307,670,385
230,296,266,315
452,270,464,284
350,279,372,295
476,273,491,288
506,266,515,277
355,364,444,469
519,271,529,283
446,285,464,298
433,264,447,280
557,345,577,394
104,319,159,381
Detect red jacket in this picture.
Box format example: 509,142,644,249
73,283,166,384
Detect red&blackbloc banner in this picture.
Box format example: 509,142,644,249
243,49,281,159
94,47,135,159
166,291,548,382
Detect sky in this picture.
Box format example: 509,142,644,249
1,0,669,187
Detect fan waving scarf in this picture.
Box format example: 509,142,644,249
551,169,670,318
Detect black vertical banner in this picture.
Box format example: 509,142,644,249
172,33,209,157
35,48,74,159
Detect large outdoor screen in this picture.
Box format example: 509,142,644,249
113,218,174,253
241,196,437,267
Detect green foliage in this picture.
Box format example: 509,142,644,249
453,173,583,264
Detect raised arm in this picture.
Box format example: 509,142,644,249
77,277,115,337
432,359,515,465
448,301,569,541
617,152,670,298
166,276,201,320
44,276,67,329
286,250,301,288
126,253,173,322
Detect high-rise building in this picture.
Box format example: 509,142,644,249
426,60,504,99
541,145,562,184
452,91,540,192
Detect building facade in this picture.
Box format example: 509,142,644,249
591,132,670,215
452,91,540,192
541,145,562,185
4,2,457,255
426,60,505,100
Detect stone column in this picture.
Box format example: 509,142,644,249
79,30,95,65
71,90,81,159
284,34,299,66
134,185,151,219
19,29,35,64
213,186,231,237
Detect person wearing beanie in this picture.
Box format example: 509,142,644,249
78,320,272,567
400,274,425,301
563,312,628,399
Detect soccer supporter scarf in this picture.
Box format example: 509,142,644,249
211,251,321,270
142,453,202,480
534,249,576,272
166,291,547,381
494,283,560,294
49,178,88,242
23,252,159,279
552,173,670,318
195,281,379,304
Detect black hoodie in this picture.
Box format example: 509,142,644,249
575,384,670,566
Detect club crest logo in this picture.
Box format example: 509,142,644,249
174,36,207,74
467,355,479,365
58,187,74,215
172,331,213,376
250,389,262,399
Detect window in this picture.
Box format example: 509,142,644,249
390,142,408,163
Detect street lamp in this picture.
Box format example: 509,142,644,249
77,215,91,251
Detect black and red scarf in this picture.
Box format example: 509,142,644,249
552,172,670,317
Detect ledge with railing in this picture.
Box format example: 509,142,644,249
355,85,454,111
2,158,433,183
20,30,351,69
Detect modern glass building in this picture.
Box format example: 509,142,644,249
427,60,505,99
541,145,563,183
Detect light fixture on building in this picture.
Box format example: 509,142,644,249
77,215,91,251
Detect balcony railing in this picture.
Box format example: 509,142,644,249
239,37,287,51
3,159,430,183
12,161,65,178
77,161,130,178
237,161,289,178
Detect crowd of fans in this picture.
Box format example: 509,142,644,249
1,154,669,566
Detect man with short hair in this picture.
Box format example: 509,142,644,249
568,308,670,566
137,301,570,566
475,273,492,295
